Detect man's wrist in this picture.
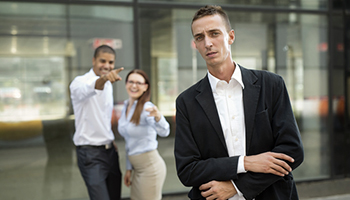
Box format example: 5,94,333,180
101,75,108,82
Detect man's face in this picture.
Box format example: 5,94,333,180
92,52,115,77
192,14,234,68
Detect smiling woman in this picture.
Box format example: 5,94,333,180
118,69,170,200
126,73,148,102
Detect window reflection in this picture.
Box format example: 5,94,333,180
0,57,66,121
0,2,134,200
138,0,328,10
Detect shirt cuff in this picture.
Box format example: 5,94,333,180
126,159,133,170
92,77,103,94
231,180,244,197
231,156,246,198
237,156,247,174
155,115,167,126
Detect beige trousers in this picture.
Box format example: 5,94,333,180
128,149,166,200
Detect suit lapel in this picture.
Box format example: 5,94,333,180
195,75,228,151
240,66,261,153
194,67,261,154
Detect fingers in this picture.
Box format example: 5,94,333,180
145,106,158,113
110,71,122,83
266,156,292,176
124,177,130,187
144,107,153,112
106,71,122,83
199,180,236,200
199,181,211,191
245,152,294,176
145,106,158,111
274,157,292,172
270,152,294,163
104,67,124,83
126,180,131,186
201,186,219,200
114,67,124,73
145,106,161,122
124,170,132,187
269,152,293,175
270,164,290,176
145,106,159,116
199,182,213,199
201,190,214,200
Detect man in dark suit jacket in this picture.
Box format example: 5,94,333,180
174,5,304,200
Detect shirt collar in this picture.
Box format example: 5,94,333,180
208,61,245,94
232,63,244,89
124,99,138,106
89,68,98,77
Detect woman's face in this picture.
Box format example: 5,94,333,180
126,73,148,101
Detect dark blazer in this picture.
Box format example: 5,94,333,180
174,65,304,200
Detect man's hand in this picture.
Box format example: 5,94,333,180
103,67,124,83
244,152,294,176
95,67,124,90
199,180,237,200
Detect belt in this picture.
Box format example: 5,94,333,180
78,142,113,150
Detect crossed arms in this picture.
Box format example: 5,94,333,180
174,75,304,200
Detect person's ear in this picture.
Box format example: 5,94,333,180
228,29,235,45
143,84,149,92
191,39,198,50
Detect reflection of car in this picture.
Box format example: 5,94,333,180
0,87,21,103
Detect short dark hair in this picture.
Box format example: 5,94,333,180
191,5,232,32
94,44,116,58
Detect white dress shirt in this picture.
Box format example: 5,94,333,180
70,68,115,146
118,100,170,170
207,64,248,200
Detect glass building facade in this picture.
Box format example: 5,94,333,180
0,0,349,199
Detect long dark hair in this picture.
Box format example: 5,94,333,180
125,69,151,125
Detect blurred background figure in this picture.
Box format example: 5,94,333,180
70,45,123,200
118,69,170,200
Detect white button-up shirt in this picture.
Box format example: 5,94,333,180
70,68,115,146
118,100,170,170
208,64,248,200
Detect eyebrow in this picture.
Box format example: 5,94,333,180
193,32,203,38
208,28,221,33
193,28,221,37
99,58,114,62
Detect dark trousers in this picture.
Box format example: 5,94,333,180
76,145,122,200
